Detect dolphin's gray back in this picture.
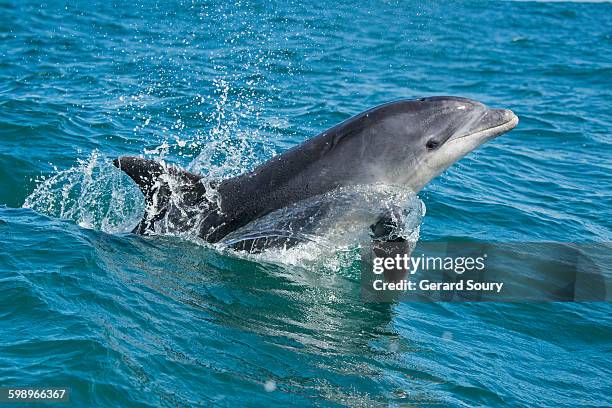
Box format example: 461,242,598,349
115,100,412,244
211,109,386,240
217,101,411,217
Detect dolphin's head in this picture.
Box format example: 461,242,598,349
355,96,518,192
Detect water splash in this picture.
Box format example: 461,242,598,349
23,152,145,234
220,184,426,270
186,76,277,179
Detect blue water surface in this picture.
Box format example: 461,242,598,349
1,0,611,406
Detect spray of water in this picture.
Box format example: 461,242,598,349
220,184,425,269
23,151,145,234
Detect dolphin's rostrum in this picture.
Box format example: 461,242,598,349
114,96,518,251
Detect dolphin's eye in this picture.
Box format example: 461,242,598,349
426,139,440,150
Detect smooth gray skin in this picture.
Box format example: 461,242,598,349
114,96,518,249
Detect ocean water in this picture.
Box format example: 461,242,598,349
1,0,611,406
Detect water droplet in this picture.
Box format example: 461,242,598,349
264,380,276,392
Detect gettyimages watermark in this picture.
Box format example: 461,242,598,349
361,242,611,302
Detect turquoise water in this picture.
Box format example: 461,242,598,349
1,0,611,406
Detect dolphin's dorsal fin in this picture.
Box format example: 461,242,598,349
113,156,209,234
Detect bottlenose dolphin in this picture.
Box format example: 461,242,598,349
114,96,518,250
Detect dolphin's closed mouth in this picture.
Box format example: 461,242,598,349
486,110,519,136
453,109,519,142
